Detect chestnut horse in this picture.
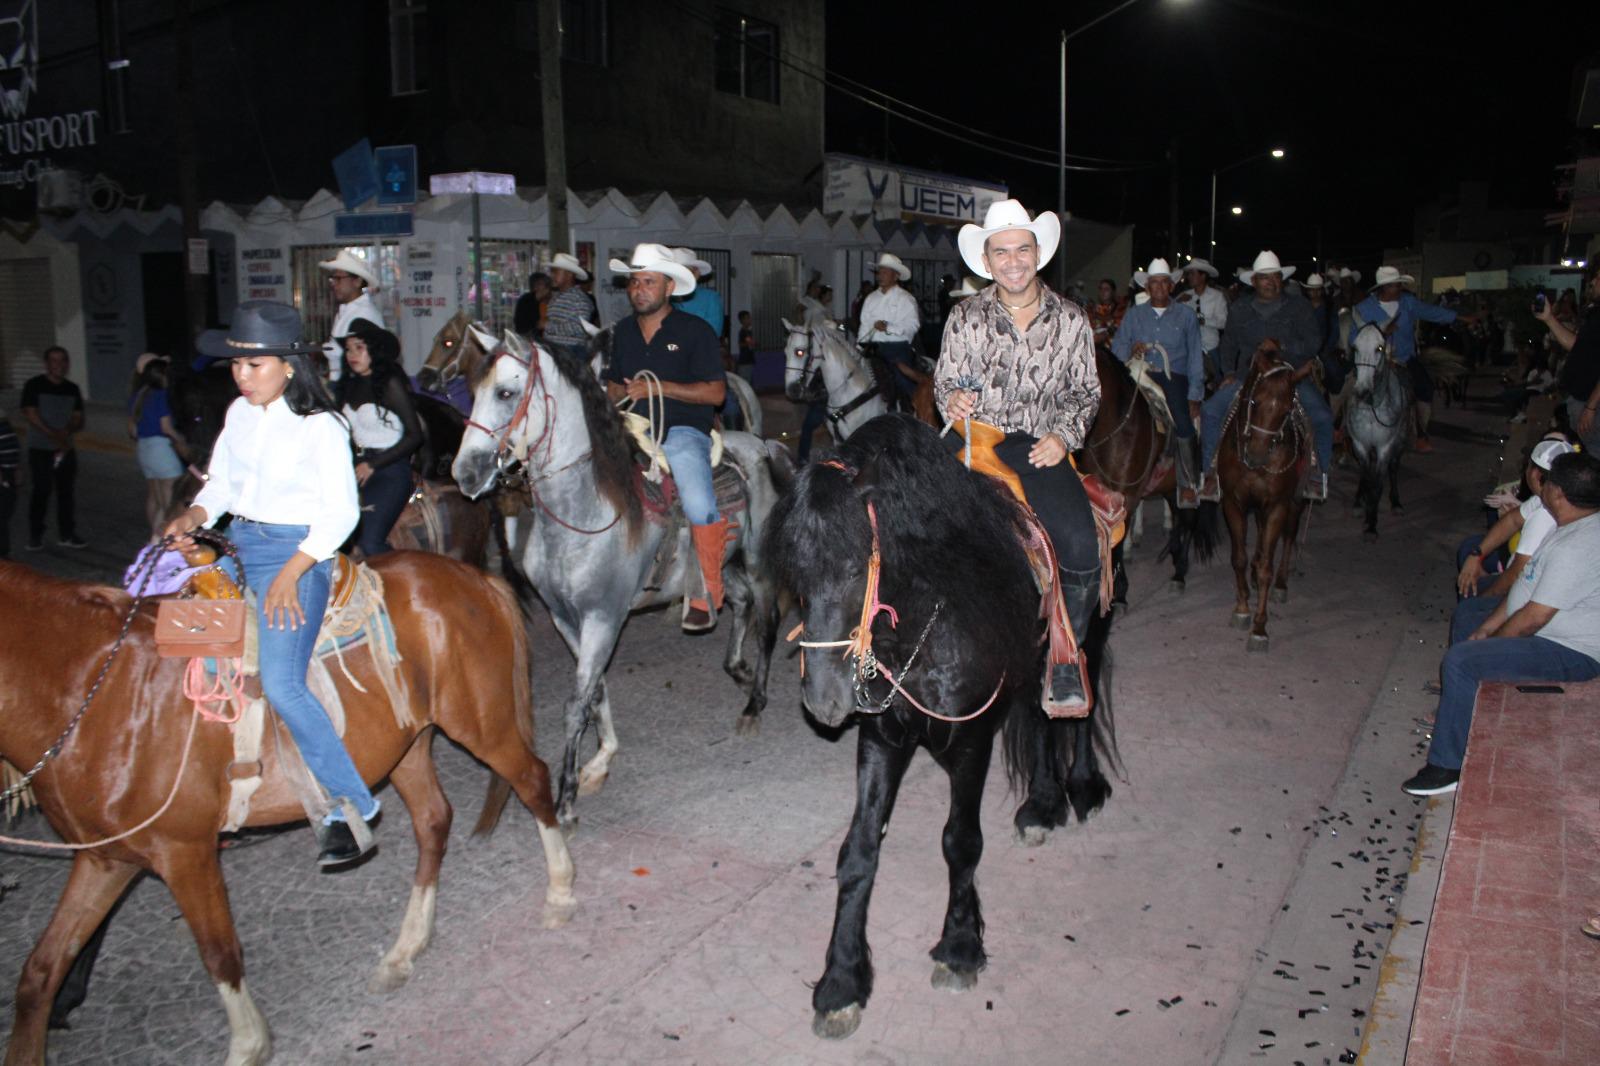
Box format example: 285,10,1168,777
0,554,575,1066
1216,340,1314,650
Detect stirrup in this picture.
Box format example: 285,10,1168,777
1301,472,1328,501
1043,659,1091,718
1198,472,1221,503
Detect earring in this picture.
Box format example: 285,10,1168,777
286,370,295,379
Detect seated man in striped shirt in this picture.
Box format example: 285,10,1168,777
542,251,595,364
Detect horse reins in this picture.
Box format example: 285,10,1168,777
1353,324,1405,429
1232,363,1303,475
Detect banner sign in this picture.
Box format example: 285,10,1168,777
823,153,1007,226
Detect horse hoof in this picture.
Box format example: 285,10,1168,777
576,767,609,798
1230,611,1251,629
734,713,761,737
1271,587,1288,604
542,893,578,929
931,962,979,993
812,1004,862,1040
1248,634,1270,653
1169,579,1185,594
367,960,413,995
1014,824,1050,848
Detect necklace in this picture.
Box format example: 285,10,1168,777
999,286,1041,313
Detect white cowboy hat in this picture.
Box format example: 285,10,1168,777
318,249,377,288
1338,267,1363,284
669,247,713,278
1180,257,1219,278
547,251,589,282
609,242,697,295
1238,250,1296,284
1133,258,1179,288
948,275,986,298
872,252,912,282
1369,265,1416,291
957,199,1060,280
1302,272,1325,289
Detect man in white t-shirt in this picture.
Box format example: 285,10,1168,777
1451,439,1573,641
319,250,385,380
1403,451,1600,795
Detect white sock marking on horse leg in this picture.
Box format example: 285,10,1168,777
369,884,436,992
538,821,578,928
217,980,271,1066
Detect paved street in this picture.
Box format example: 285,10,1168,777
0,399,1504,1065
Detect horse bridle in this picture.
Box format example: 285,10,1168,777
1352,324,1404,428
790,324,880,427
1234,362,1302,474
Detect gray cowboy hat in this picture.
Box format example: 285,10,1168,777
197,301,316,359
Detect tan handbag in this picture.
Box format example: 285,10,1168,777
154,599,247,659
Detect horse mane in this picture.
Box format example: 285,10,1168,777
543,345,644,544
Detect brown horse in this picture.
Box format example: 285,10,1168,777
0,554,575,1066
1217,340,1314,650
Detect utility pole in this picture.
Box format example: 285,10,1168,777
173,0,207,343
1167,137,1180,262
538,0,570,253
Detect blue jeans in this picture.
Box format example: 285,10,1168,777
232,520,378,821
1426,636,1600,770
663,426,719,525
355,453,414,558
1200,376,1333,473
796,400,828,463
1147,371,1195,439
1450,595,1500,645
874,341,918,401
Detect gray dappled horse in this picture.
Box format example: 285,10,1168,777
581,319,763,437
783,317,887,444
1347,323,1408,538
454,331,782,830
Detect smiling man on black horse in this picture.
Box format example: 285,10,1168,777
936,198,1104,712
603,242,730,633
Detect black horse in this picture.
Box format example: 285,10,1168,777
766,414,1115,1040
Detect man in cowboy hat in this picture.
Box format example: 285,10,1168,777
1113,258,1205,506
1350,265,1474,454
541,251,595,363
1198,250,1332,501
858,252,921,405
1176,258,1229,385
603,243,730,633
670,247,726,342
318,250,385,380
937,198,1101,709
1302,272,1347,395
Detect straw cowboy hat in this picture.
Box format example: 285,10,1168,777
546,251,589,282
197,301,316,359
871,252,912,282
1237,250,1296,284
609,242,697,294
133,352,164,375
317,249,378,288
1133,257,1180,288
1369,265,1416,291
1180,257,1219,278
669,247,714,278
1302,273,1325,289
948,275,986,298
957,199,1061,280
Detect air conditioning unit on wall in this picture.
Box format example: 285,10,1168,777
36,168,83,216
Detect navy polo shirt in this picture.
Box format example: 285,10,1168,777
604,309,724,434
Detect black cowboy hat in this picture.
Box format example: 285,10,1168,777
340,318,402,365
197,301,315,359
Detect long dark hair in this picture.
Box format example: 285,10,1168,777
335,321,409,408
278,350,342,418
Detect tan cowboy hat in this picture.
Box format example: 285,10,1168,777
1369,265,1415,291
1302,272,1325,289
1238,250,1296,284
871,252,912,282
547,251,589,282
1180,257,1219,278
1133,257,1179,288
318,249,378,288
609,242,697,295
948,275,986,298
669,247,714,278
957,199,1061,280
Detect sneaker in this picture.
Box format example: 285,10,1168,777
1401,763,1459,796
57,536,88,550
1414,437,1435,454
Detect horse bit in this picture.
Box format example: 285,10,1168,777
1234,363,1303,474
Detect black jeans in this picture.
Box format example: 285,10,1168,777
27,448,77,543
992,433,1099,573
796,400,828,462
355,454,415,557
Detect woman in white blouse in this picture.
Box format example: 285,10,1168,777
335,319,422,557
164,302,378,868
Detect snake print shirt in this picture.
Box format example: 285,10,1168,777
935,284,1102,449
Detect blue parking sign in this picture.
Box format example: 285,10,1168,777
376,145,418,206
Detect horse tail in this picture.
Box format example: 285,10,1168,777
1065,609,1121,822
471,574,533,839
1189,500,1221,563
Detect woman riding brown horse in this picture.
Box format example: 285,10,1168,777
0,552,575,1066
1217,339,1314,650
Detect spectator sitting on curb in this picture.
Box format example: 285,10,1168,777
1403,451,1600,796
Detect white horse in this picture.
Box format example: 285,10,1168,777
1347,323,1408,538
782,316,887,445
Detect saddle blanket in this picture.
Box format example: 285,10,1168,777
639,460,749,591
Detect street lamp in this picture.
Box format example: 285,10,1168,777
1209,146,1285,263
1230,205,1244,216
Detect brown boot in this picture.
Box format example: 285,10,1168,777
684,519,734,633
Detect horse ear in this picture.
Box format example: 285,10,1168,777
780,317,799,334
468,323,500,353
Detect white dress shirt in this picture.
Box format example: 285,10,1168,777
324,291,386,380
857,285,920,344
1178,286,1229,352
194,396,359,561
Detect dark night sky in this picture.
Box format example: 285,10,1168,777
825,0,1598,274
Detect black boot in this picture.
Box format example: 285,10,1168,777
316,803,379,869
1045,567,1100,711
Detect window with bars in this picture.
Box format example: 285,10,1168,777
749,252,799,348
390,0,428,96
714,10,779,104
290,245,402,345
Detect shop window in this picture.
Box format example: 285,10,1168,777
714,10,779,104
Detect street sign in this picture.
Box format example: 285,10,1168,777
376,144,418,206
335,211,414,239
332,138,379,210
428,171,516,196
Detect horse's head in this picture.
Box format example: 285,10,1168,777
1352,323,1389,401
782,317,817,402
453,330,546,499
1238,340,1312,468
418,310,485,393
581,318,612,381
